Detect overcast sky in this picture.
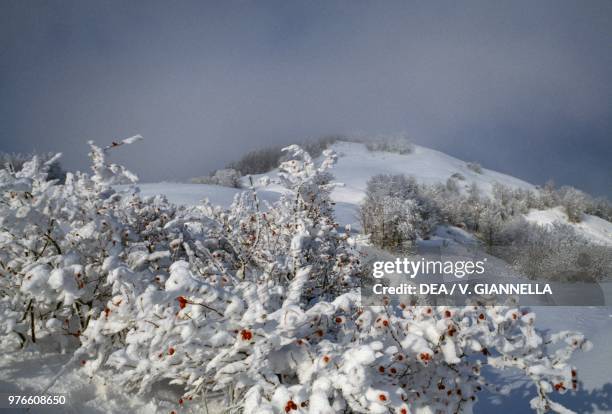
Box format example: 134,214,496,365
1,0,611,197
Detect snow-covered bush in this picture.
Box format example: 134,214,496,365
446,177,460,193
1,151,66,182
0,140,593,413
0,135,168,349
537,181,612,222
191,168,242,187
496,218,611,282
557,186,587,223
227,135,348,176
365,134,414,154
585,196,612,222
360,175,437,249
466,162,483,174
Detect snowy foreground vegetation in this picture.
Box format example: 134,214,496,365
0,138,600,413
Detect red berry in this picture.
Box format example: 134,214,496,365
322,355,330,363
240,329,253,341
284,399,298,412
378,394,387,401
177,296,187,309
335,317,343,324
382,320,389,327
444,310,451,318
554,382,565,391
378,366,385,373
178,398,183,405
168,347,175,355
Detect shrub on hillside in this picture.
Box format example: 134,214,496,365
496,218,611,282
191,168,242,188
226,135,349,176
364,134,414,154
1,151,66,182
361,173,612,268
466,162,483,174
558,186,587,223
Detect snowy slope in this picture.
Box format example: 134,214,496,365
327,141,534,228
132,141,537,230
525,207,612,246
328,140,533,199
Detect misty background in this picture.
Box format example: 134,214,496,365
1,0,611,197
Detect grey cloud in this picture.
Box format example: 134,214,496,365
1,0,610,196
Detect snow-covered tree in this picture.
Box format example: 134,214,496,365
191,168,242,187
558,186,587,223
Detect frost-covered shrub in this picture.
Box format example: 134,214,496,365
191,168,242,187
445,177,460,193
0,135,171,349
537,181,612,222
1,151,66,182
0,140,593,413
585,196,612,222
360,175,437,249
227,135,349,176
365,134,414,154
558,186,587,223
496,218,611,282
451,172,465,181
466,162,483,174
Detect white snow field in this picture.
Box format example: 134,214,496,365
2,141,611,413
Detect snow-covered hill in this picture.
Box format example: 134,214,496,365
327,140,534,198
133,141,609,243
